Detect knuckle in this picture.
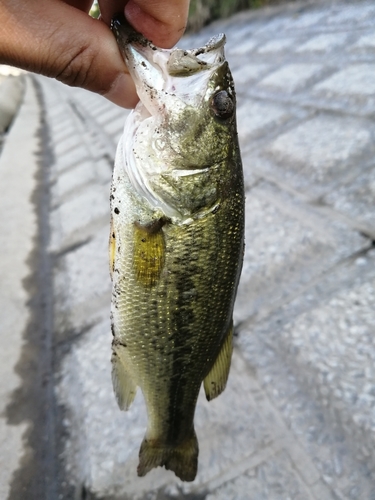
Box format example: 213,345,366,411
55,44,95,88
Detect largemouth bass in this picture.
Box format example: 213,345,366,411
110,16,244,482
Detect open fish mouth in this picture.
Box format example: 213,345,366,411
111,14,226,113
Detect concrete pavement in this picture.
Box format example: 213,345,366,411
0,76,57,499
1,0,375,498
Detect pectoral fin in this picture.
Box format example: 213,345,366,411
111,346,137,411
133,218,166,287
204,322,233,401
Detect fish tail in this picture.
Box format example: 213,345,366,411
137,429,198,482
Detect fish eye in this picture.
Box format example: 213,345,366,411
211,90,234,120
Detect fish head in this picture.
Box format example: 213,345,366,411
112,16,239,220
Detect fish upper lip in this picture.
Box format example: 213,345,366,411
111,14,151,52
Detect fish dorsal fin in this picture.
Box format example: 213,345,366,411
111,345,137,411
203,322,233,401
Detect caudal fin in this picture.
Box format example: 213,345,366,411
137,430,198,482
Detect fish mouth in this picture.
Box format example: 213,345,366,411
111,15,226,113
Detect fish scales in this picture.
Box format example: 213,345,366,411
110,16,245,482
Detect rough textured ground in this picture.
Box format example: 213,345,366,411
1,0,375,498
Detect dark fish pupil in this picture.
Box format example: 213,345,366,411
211,90,234,119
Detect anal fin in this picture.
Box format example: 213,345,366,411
204,322,233,401
111,346,137,411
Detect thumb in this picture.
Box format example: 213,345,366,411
0,0,137,108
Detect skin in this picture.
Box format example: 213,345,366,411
0,0,190,108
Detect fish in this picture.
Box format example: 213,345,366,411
109,15,245,482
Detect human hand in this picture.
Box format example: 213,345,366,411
0,0,190,108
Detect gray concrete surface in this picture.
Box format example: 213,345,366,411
0,71,39,500
1,0,375,498
0,76,25,133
